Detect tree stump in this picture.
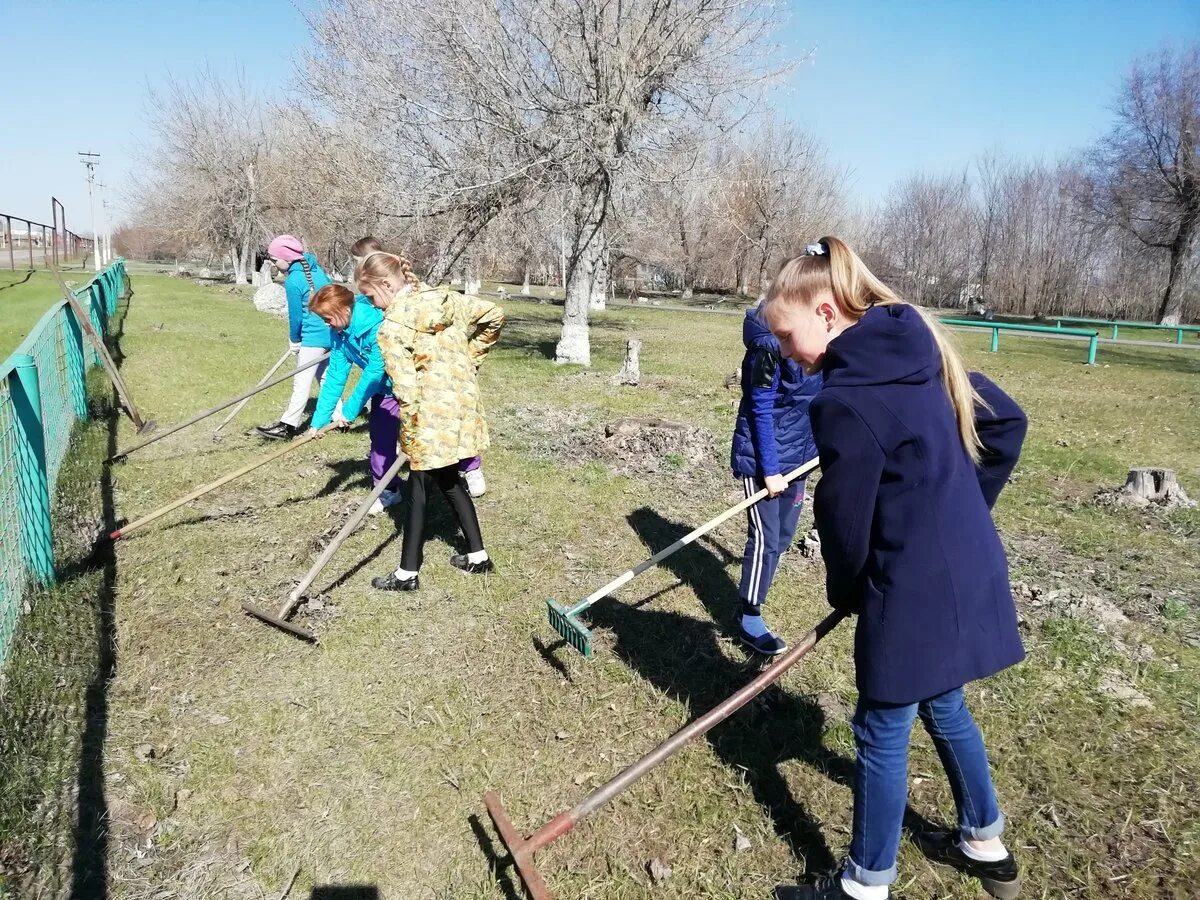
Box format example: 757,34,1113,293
615,336,641,386
1124,468,1190,504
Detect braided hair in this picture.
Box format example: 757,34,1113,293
357,251,420,292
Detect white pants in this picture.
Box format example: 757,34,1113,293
280,346,330,427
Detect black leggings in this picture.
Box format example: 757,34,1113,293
401,464,484,571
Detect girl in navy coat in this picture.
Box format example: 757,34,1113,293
763,237,1028,900
730,305,822,654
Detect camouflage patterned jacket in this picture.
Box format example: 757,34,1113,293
376,283,505,471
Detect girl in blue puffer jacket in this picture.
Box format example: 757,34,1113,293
729,303,822,655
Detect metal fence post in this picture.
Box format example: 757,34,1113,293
1111,323,1119,340
1177,328,1184,345
1086,335,1098,366
9,356,56,585
990,327,999,352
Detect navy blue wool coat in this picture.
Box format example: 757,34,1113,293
731,306,823,479
810,304,1028,704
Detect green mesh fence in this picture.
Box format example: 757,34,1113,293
0,260,126,666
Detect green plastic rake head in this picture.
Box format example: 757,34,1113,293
547,598,594,658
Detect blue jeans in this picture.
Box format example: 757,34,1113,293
847,687,1005,886
738,476,804,607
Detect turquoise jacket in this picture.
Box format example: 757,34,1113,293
311,296,393,429
286,253,333,348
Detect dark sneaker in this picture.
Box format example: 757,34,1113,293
449,554,494,575
256,422,298,440
776,873,862,899
914,829,1020,899
370,572,420,592
738,625,788,656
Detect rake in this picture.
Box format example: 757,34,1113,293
486,608,847,900
48,260,155,433
108,431,319,540
547,456,820,657
212,349,292,440
109,351,329,462
241,452,409,642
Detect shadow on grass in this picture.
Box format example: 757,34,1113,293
577,507,856,873
309,887,380,900
468,813,525,900
67,280,135,898
1093,345,1200,376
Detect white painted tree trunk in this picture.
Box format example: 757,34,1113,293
556,219,606,365
522,268,530,295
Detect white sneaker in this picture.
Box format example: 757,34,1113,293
368,488,401,515
462,468,486,498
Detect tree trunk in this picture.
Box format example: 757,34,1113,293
615,336,641,386
589,240,608,311
522,267,530,295
1156,203,1198,325
233,233,251,285
556,182,608,366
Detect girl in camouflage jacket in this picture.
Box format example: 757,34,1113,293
357,252,505,591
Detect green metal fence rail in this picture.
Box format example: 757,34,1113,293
1052,316,1200,344
940,318,1099,365
0,259,125,666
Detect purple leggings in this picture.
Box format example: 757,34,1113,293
369,395,404,490
370,394,480,488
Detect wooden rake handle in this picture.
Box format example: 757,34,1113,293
110,431,320,540
212,349,292,436
569,456,821,616
277,451,410,619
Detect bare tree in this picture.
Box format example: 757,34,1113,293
136,68,275,283
1080,45,1200,325
302,0,786,365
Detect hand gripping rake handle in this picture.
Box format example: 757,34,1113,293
48,260,149,432
212,349,292,437
109,351,329,461
109,431,320,540
566,456,820,620
255,451,409,624
485,608,848,900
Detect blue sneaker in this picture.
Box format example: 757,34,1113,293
739,625,788,655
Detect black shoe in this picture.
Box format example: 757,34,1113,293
256,421,298,440
738,625,788,655
449,554,494,575
777,872,861,899
371,572,420,592
914,829,1020,899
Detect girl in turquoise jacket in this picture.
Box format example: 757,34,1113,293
308,284,403,513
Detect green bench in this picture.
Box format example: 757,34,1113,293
1052,316,1200,344
940,318,1099,365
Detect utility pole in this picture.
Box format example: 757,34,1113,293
97,183,111,267
79,151,101,271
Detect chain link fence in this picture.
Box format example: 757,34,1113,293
0,260,123,665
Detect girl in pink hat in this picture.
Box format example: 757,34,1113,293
257,235,335,439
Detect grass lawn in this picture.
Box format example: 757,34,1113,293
0,266,98,358
3,271,1199,898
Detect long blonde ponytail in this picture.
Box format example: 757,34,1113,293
765,236,988,463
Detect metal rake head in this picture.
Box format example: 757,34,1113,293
546,599,593,658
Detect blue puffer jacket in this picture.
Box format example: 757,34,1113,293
311,296,392,429
285,253,333,348
810,304,1028,703
730,305,822,478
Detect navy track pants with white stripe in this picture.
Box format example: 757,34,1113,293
738,476,805,608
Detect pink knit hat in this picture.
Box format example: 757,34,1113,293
267,234,305,264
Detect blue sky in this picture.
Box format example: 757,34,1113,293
0,0,1195,233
